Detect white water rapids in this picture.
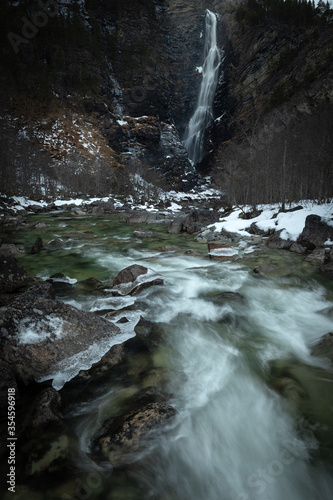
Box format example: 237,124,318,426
71,246,333,500
183,10,221,165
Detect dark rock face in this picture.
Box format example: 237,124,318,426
0,255,30,293
298,215,333,250
0,283,120,384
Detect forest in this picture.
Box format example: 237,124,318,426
236,0,333,27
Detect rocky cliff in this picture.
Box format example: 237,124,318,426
209,0,333,205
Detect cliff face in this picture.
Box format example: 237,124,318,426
208,0,333,205
0,0,332,202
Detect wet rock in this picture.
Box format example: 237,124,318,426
31,237,44,254
298,214,333,250
47,277,74,297
194,228,216,242
205,291,245,305
0,244,21,256
125,212,167,224
0,283,120,385
98,389,176,465
68,344,126,384
46,238,64,250
88,199,115,214
133,229,155,238
253,264,292,278
167,215,187,234
266,230,291,250
26,434,71,477
0,255,30,293
312,332,333,361
134,316,164,346
320,261,333,276
113,264,148,286
71,208,86,216
208,243,238,262
157,245,182,252
111,265,163,297
76,277,105,291
185,249,201,256
305,247,328,265
30,387,62,429
130,278,164,296
185,210,219,234
289,242,307,254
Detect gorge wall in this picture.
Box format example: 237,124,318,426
0,0,332,203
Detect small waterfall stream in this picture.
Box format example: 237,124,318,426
183,10,221,165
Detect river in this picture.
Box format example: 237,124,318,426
1,211,333,500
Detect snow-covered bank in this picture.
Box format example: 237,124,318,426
210,202,333,242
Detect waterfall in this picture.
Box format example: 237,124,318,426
183,10,221,165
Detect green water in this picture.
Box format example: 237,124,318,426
1,211,333,500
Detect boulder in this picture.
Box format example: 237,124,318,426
112,265,164,296
0,283,121,385
97,389,176,465
298,214,333,250
266,230,291,250
305,247,328,265
167,215,187,234
113,265,148,286
0,244,21,256
31,237,44,254
0,255,30,293
289,242,307,254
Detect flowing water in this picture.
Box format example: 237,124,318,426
183,10,221,165
1,212,333,500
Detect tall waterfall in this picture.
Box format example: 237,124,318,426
183,10,221,165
